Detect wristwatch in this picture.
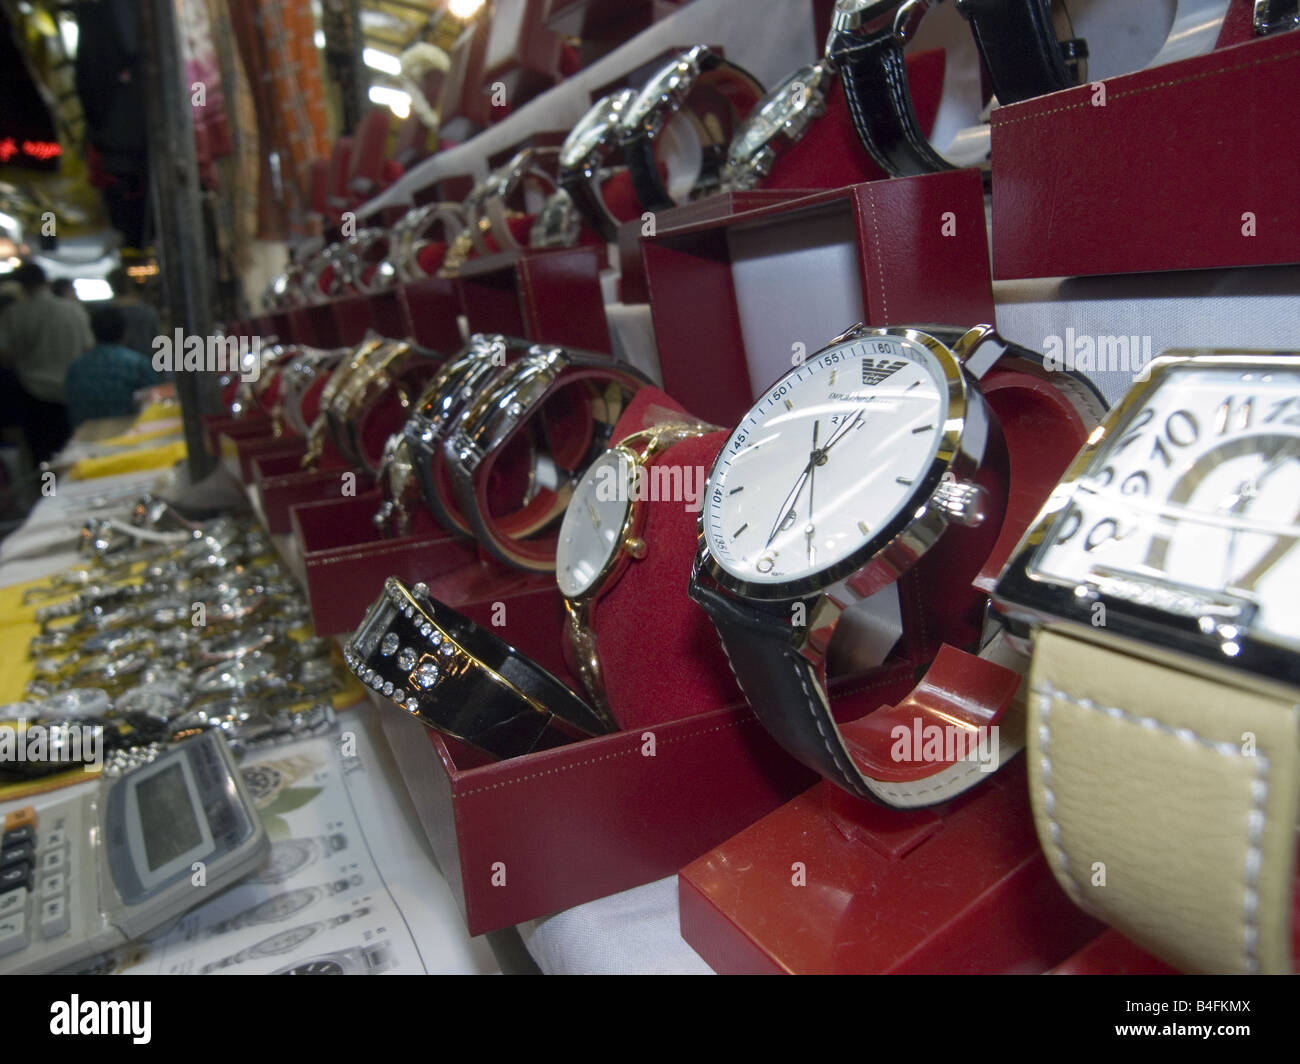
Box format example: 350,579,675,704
529,188,583,249
346,577,613,758
302,337,388,468
444,346,650,572
398,334,530,537
617,46,765,214
1254,0,1300,35
271,940,395,975
477,146,561,255
826,0,1087,177
394,202,469,281
993,350,1300,975
557,420,717,719
338,228,394,294
558,88,637,241
723,60,834,190
688,323,1107,808
248,834,348,886
279,347,346,439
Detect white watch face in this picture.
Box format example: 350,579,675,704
702,334,953,590
1031,359,1300,651
557,449,634,599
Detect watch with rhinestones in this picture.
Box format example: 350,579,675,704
346,577,613,759
303,337,389,468
444,346,650,573
688,323,1107,808
557,420,717,720
993,349,1300,975
618,45,765,214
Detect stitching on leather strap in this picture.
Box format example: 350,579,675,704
1033,679,1269,974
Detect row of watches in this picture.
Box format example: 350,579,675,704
10,515,343,776
341,322,1300,975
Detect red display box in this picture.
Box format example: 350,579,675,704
458,245,613,354
381,694,816,936
202,412,271,457
250,453,367,536
678,762,1105,974
401,275,466,354
366,287,415,341
288,492,480,637
642,170,995,427
218,430,304,484
618,188,808,304
990,30,1300,279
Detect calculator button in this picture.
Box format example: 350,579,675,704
40,873,65,899
43,830,67,850
0,865,31,895
1,825,34,850
0,911,27,958
39,896,69,939
0,844,34,870
0,887,23,918
39,850,66,874
2,807,36,833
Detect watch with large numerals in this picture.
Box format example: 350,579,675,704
689,323,1106,808
993,350,1300,975
557,420,717,719
827,0,1087,177
444,346,650,573
618,45,765,214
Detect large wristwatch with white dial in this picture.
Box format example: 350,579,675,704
993,350,1300,975
557,419,717,719
688,323,1106,808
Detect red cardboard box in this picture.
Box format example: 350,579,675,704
250,453,367,536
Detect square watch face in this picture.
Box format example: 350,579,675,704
997,352,1300,682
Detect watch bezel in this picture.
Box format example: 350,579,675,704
724,61,832,189
694,327,979,602
993,350,1300,688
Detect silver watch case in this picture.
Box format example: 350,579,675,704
724,60,833,190
692,325,994,642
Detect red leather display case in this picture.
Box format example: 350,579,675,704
990,29,1300,279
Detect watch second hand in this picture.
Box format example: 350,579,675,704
807,421,818,564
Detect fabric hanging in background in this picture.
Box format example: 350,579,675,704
175,0,231,192
227,0,331,240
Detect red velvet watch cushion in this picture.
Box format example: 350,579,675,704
582,387,745,730
415,241,449,275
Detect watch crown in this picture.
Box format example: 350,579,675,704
931,477,988,527
625,537,648,560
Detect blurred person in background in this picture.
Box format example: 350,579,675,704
64,305,163,428
51,277,91,328
108,266,161,360
0,260,93,463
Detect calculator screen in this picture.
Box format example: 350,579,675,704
136,763,203,871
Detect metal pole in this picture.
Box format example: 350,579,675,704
138,0,218,482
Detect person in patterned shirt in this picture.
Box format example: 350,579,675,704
64,306,164,428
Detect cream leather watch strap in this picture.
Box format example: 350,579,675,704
1028,628,1300,974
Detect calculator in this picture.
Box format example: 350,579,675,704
0,731,268,974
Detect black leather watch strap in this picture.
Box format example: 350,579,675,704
956,0,1085,105
561,167,621,242
827,26,953,177
691,582,877,799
